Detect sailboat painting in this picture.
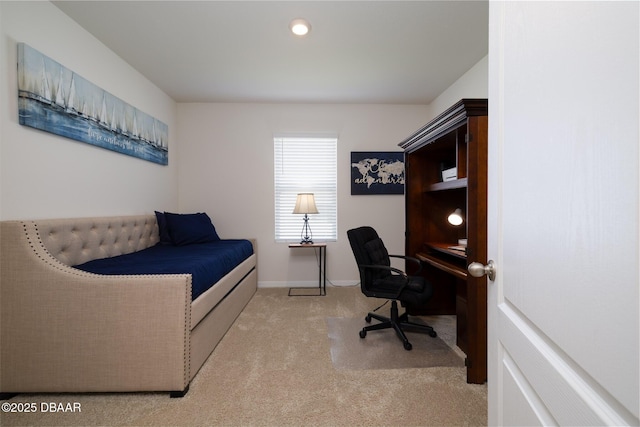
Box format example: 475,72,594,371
17,43,168,165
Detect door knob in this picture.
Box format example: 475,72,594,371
468,260,496,281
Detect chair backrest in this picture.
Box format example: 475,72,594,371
347,226,392,291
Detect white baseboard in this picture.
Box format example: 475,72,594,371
330,280,360,287
258,280,359,288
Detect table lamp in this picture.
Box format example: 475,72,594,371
293,193,318,244
447,208,464,226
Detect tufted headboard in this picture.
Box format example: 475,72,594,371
16,215,160,267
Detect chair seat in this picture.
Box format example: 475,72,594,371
368,276,432,307
372,274,426,293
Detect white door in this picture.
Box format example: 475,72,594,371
486,2,639,425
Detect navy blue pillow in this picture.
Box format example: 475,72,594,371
164,212,220,246
154,211,172,245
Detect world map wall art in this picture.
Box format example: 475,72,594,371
17,43,168,165
350,151,404,195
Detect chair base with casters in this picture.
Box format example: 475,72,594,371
347,226,438,351
359,300,437,350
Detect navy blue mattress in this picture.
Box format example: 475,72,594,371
74,240,253,301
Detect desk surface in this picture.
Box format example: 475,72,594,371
288,243,327,248
425,242,466,259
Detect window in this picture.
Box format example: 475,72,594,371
274,136,337,242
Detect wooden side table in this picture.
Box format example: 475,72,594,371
288,243,327,296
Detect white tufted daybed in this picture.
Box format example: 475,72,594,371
0,214,257,398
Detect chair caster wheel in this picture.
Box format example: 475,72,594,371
359,329,367,338
429,330,437,338
404,342,412,351
365,315,372,323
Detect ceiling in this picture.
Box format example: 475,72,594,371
53,1,488,104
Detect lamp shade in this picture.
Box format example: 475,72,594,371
447,208,463,226
293,193,318,214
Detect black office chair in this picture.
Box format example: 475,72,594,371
347,226,437,350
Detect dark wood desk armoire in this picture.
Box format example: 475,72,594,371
399,99,488,384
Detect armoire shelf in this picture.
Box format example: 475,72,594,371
427,178,468,192
399,98,488,384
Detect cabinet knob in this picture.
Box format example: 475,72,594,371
467,260,496,281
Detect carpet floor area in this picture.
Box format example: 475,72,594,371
0,286,486,426
326,317,464,370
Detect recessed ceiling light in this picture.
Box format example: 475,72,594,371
290,18,311,36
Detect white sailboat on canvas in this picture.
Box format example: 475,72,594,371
17,42,169,165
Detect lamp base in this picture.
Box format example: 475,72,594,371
299,214,314,245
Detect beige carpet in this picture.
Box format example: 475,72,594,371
326,317,464,370
1,286,487,426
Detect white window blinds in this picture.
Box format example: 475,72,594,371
274,136,337,242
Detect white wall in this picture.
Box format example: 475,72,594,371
428,55,488,121
177,103,430,286
0,1,178,220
